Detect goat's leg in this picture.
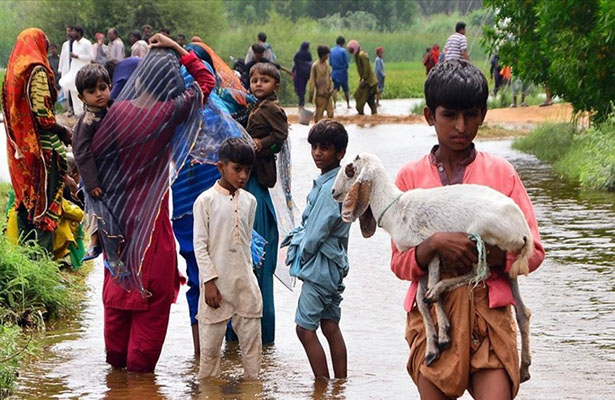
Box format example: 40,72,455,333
424,267,492,304
426,258,451,350
417,275,440,366
510,277,532,383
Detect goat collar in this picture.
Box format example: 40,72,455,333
377,193,403,227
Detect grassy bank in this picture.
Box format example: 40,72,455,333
514,116,615,191
0,182,89,396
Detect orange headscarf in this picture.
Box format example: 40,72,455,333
1,28,56,225
190,39,245,94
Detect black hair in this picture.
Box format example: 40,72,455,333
177,34,186,40
307,119,348,153
130,30,142,40
219,138,255,165
142,24,153,30
455,21,466,33
257,32,267,42
49,43,58,49
108,28,119,36
424,59,488,113
336,36,345,45
317,45,330,58
249,62,281,83
66,25,74,30
426,47,431,52
251,43,266,54
73,25,84,37
76,63,112,95
104,60,117,81
159,28,170,35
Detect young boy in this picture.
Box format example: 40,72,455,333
309,46,334,122
282,119,350,379
391,60,545,399
73,63,112,261
193,138,262,379
374,46,385,106
243,62,289,345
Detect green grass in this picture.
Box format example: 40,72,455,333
514,117,615,191
0,182,89,395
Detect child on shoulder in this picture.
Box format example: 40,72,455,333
242,62,289,345
391,60,545,399
73,63,112,261
309,46,334,122
282,119,350,379
193,138,262,379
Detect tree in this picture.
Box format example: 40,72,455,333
484,0,615,122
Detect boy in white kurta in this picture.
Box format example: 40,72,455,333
193,138,263,379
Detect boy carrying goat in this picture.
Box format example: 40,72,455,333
334,60,545,399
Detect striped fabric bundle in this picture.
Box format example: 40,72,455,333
87,48,203,293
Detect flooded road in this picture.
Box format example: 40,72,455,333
7,123,615,399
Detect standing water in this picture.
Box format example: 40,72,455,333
5,123,615,399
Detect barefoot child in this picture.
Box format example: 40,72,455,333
240,62,289,345
308,46,334,122
391,60,545,399
193,138,262,379
282,119,350,379
73,63,112,261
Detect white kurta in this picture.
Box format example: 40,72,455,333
60,37,93,115
193,182,263,324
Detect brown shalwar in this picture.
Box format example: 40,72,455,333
406,283,520,398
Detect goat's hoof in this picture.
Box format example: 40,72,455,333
520,368,531,383
425,351,440,366
423,294,437,305
437,336,451,350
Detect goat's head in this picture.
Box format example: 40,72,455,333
332,153,379,238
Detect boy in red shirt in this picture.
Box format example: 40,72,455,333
391,60,545,399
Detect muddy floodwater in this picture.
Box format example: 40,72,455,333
6,123,615,399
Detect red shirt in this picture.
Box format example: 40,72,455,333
390,146,545,311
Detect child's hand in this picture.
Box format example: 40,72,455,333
253,138,263,152
62,128,73,146
148,34,187,56
89,187,103,199
204,280,222,309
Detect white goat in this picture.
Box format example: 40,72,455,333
332,153,533,382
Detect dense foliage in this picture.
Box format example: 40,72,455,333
483,0,615,122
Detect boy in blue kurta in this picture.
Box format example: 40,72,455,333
281,119,350,379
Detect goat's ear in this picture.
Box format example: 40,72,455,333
359,205,377,238
342,175,372,223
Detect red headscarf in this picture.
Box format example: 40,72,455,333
431,44,440,65
1,28,57,226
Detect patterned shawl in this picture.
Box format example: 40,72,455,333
87,48,203,292
1,28,57,227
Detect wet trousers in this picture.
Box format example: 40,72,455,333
104,292,173,372
199,315,262,379
314,95,334,122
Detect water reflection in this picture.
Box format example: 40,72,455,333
9,124,615,399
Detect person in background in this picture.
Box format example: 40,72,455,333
129,31,149,58
444,21,469,61
292,41,312,108
511,75,531,108
106,28,125,63
67,25,93,115
58,25,74,113
177,34,186,47
159,28,171,37
245,32,275,64
431,44,440,66
330,36,351,109
375,46,386,107
141,24,153,42
92,32,108,65
423,47,435,75
48,43,61,90
242,43,280,91
347,40,378,115
309,45,334,122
